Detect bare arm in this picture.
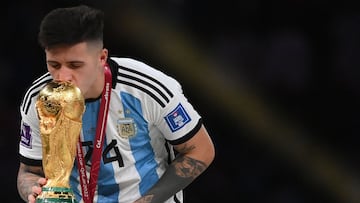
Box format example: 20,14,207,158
134,125,215,203
17,162,45,202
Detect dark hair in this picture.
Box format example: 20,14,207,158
38,5,104,49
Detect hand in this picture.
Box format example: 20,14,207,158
28,177,47,203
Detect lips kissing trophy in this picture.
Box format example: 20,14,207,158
35,81,85,203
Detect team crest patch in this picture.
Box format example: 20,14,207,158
165,103,191,132
116,118,136,138
20,122,32,148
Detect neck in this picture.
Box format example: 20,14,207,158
85,69,105,100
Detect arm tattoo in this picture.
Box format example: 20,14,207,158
133,194,154,203
174,156,207,179
133,143,208,203
174,143,207,179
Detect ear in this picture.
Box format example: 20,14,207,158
100,48,108,65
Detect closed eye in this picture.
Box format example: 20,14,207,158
67,62,84,69
47,61,61,69
46,61,85,69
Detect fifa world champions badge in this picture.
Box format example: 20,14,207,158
165,103,191,132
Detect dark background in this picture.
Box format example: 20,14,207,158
2,0,360,202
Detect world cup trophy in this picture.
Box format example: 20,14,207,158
35,81,85,203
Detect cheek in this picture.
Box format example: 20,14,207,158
77,70,96,90
47,67,55,75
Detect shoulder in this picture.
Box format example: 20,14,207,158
110,57,150,67
110,57,171,77
110,57,181,88
109,57,182,108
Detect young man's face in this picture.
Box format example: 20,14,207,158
45,41,108,99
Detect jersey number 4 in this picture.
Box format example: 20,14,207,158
81,139,124,168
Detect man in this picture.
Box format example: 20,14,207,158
17,4,215,203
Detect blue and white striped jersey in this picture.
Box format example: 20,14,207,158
19,57,203,203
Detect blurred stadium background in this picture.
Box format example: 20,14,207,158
2,1,360,202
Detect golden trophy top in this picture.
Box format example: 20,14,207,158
37,81,85,122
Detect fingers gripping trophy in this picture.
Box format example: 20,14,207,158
36,81,85,203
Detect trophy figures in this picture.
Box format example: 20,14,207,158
35,81,85,203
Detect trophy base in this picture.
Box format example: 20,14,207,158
36,187,77,203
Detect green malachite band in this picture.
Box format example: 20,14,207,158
36,187,77,203
41,187,74,192
36,198,77,203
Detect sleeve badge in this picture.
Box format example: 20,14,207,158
164,103,191,132
20,121,32,148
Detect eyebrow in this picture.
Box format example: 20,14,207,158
46,60,85,64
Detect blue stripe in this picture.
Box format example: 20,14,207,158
120,92,159,195
97,136,119,202
70,167,81,201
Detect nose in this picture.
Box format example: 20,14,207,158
53,67,72,82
